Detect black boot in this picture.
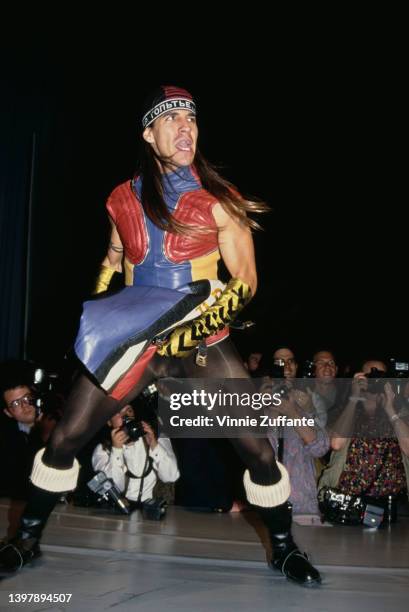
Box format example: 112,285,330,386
0,485,60,572
258,502,321,587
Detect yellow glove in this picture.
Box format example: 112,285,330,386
156,278,252,358
93,265,115,294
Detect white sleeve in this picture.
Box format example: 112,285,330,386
92,444,126,493
149,438,180,483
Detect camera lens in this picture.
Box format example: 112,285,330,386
122,417,144,441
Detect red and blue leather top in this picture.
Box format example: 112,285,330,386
106,167,221,290
75,168,228,400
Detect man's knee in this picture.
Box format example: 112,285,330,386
254,444,276,469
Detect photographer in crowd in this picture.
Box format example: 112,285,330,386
0,362,59,499
268,345,316,412
92,404,179,506
244,350,263,376
258,347,330,515
0,361,60,536
320,359,409,514
309,350,339,427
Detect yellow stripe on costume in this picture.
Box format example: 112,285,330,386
157,278,251,358
124,257,135,286
94,266,115,294
190,250,220,283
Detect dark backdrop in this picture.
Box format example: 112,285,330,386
1,43,405,371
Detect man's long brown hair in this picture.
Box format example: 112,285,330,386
135,141,269,236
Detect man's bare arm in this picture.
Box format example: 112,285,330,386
94,219,124,294
212,203,257,295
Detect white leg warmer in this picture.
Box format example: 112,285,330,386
243,462,291,508
30,449,80,493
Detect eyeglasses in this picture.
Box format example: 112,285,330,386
8,394,36,410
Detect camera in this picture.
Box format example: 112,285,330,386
33,367,63,420
270,360,285,379
296,359,315,391
121,416,145,441
319,487,397,528
87,472,130,514
389,358,409,377
389,358,409,396
299,360,315,379
365,367,387,394
139,383,160,413
269,360,290,400
319,487,366,525
141,497,167,521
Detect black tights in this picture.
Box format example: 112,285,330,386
44,339,280,486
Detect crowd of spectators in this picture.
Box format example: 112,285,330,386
1,349,408,533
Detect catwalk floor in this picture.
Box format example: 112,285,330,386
0,498,408,611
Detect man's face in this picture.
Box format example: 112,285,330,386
313,351,338,382
3,385,36,425
273,348,298,379
143,109,198,168
247,352,262,372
